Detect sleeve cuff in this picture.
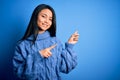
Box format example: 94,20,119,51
65,42,74,49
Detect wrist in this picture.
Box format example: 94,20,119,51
65,42,74,49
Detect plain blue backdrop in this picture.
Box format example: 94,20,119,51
0,0,120,80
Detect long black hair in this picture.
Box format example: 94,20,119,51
21,4,56,42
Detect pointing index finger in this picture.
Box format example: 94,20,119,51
74,30,78,34
72,30,79,36
48,44,57,50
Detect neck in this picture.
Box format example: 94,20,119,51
38,30,45,34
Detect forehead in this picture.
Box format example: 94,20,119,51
39,9,52,16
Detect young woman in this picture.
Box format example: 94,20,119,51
13,4,79,80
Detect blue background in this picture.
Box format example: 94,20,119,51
0,0,120,80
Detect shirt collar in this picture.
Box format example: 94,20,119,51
36,31,50,40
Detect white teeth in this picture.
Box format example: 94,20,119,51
42,24,48,27
42,23,47,26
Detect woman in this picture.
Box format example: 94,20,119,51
13,4,79,80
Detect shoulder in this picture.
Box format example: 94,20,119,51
15,39,31,49
14,41,25,51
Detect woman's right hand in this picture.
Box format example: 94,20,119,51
39,44,57,58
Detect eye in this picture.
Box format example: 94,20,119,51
41,15,46,18
49,18,52,21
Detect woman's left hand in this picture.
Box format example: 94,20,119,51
68,31,79,44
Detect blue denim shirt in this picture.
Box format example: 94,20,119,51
13,31,77,80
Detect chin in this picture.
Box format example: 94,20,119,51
39,26,50,31
42,28,48,30
42,27,50,30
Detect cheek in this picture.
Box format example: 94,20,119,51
50,21,52,26
37,20,41,26
37,18,43,25
38,17,43,23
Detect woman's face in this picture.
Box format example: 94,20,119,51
37,9,53,32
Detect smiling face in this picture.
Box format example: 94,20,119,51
37,9,53,33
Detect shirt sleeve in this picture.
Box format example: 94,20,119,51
12,42,43,79
58,41,78,74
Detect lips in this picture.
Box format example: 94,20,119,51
42,23,48,27
41,23,49,29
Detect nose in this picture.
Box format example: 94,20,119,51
45,18,49,23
